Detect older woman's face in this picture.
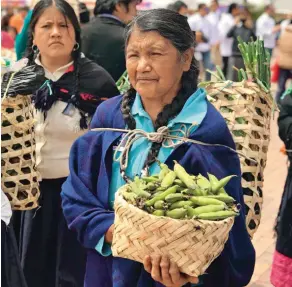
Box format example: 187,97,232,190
126,29,192,101
33,6,76,61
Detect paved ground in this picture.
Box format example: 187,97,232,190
248,114,287,287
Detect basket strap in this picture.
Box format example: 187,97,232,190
91,127,258,180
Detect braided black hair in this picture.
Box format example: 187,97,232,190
122,9,199,169
25,0,85,126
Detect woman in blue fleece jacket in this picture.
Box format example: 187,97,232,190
61,9,255,287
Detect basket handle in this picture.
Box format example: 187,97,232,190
1,71,17,103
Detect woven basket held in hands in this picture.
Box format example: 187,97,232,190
1,95,40,210
205,81,273,238
112,188,234,277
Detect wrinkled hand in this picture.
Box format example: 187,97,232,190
143,255,199,287
105,224,114,244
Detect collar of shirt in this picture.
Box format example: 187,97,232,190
131,88,207,129
98,13,124,24
35,54,74,82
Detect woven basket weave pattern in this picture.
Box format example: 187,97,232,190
1,95,40,210
112,191,234,277
205,81,273,238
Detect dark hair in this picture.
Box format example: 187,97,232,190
94,0,142,16
198,3,206,10
264,5,273,11
228,3,238,14
121,9,199,171
26,0,82,118
167,1,188,13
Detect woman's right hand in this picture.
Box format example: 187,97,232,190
105,224,114,243
143,255,198,287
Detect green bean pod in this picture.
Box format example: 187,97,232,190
154,200,166,210
169,200,193,210
174,161,197,189
152,210,165,216
122,191,137,203
159,163,169,181
161,171,177,188
142,176,159,183
174,179,187,187
130,182,151,198
196,174,211,193
186,204,225,218
145,185,178,206
211,175,236,194
166,208,187,219
204,195,235,204
197,210,239,220
165,193,185,203
190,196,226,206
146,182,158,191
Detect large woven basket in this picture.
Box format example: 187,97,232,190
112,188,234,277
204,81,273,238
1,95,40,210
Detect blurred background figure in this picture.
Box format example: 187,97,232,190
79,2,90,24
271,86,292,286
9,6,29,33
166,1,188,16
275,23,292,105
188,3,214,81
1,26,17,49
227,10,256,81
207,0,222,67
281,12,292,31
218,2,241,78
1,7,14,31
256,5,281,56
82,0,142,81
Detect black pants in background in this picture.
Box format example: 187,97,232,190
222,56,229,78
20,178,87,287
2,221,28,287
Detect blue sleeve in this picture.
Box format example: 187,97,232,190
15,10,32,60
61,105,115,249
95,235,112,256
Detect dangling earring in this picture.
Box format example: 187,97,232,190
32,44,39,54
73,43,80,51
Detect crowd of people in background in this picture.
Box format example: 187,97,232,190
1,1,292,97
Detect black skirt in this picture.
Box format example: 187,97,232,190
276,167,292,258
19,178,87,287
2,221,28,287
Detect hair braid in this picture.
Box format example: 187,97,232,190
121,87,137,130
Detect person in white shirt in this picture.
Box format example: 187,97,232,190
256,5,281,55
207,0,222,66
188,3,214,81
218,3,240,77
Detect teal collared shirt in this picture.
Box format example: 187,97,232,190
95,88,207,257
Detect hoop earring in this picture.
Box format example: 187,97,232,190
73,43,80,51
32,44,39,54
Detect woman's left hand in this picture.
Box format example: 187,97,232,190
143,255,199,287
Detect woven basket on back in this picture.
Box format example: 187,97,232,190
204,81,273,238
1,95,40,210
112,188,234,277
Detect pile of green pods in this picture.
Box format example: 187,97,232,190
121,161,239,220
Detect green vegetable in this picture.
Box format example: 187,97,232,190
152,210,165,216
165,193,185,203
186,204,225,218
197,210,239,220
145,185,178,206
190,196,226,206
169,200,193,210
161,171,176,188
166,208,187,219
154,200,166,210
174,161,197,189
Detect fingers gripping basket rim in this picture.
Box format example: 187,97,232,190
112,187,234,277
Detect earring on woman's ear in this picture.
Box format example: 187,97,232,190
73,43,80,51
32,44,39,54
